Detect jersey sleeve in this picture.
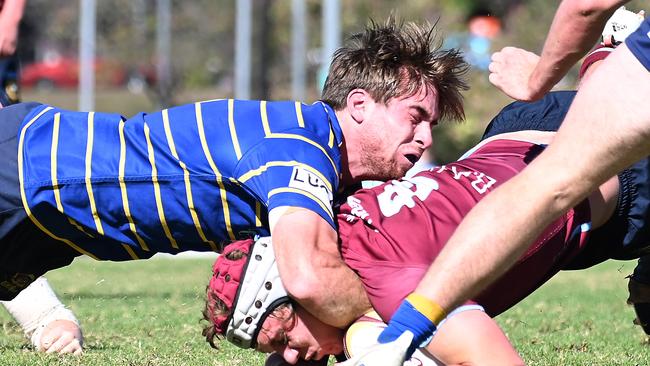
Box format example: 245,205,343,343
234,127,340,228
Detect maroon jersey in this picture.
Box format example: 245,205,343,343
338,139,591,320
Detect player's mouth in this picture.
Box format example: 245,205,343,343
304,349,316,361
404,153,420,165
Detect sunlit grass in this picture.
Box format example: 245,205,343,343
1,255,648,365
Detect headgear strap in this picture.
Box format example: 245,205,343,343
208,236,289,349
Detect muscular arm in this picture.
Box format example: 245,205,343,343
489,0,625,101
270,207,371,328
0,0,26,56
417,42,650,314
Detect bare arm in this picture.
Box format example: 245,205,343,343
270,207,371,328
0,0,26,56
337,30,650,366
418,41,650,314
489,0,625,101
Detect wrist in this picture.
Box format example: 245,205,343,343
405,293,447,325
379,293,447,356
526,71,551,100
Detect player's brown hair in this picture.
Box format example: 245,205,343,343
321,16,469,124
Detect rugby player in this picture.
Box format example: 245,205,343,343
202,30,650,363
204,95,649,364
369,3,650,364
0,18,468,333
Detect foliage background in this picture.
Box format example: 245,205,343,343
20,0,647,163
21,0,649,162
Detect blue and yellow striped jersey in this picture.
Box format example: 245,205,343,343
18,100,342,261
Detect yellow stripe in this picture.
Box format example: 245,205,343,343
200,98,226,103
84,112,105,235
121,244,140,260
294,102,305,128
18,107,99,259
195,102,236,241
228,99,242,159
268,187,333,219
162,109,218,251
67,217,94,237
261,101,271,136
266,133,338,178
238,161,332,191
255,201,262,227
328,127,335,149
144,123,179,249
406,293,448,325
50,113,63,212
118,120,149,251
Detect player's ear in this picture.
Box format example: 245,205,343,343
346,89,370,124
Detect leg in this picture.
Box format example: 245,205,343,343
0,56,20,107
629,255,650,335
0,102,77,300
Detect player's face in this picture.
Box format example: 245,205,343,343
256,304,343,364
361,84,438,180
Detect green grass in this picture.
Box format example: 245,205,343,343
0,257,266,366
1,258,648,365
498,261,650,365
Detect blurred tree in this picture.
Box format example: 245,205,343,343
21,0,636,161
252,0,272,99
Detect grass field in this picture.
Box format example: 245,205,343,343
1,258,649,365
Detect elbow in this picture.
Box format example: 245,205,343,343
282,271,321,304
275,255,322,302
571,0,621,17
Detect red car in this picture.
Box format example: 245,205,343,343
20,56,130,89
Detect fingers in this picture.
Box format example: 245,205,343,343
43,332,83,355
39,319,84,355
487,46,542,101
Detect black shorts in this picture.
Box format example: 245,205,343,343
0,102,79,300
483,91,650,269
568,157,650,269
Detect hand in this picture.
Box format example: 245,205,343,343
39,319,84,355
488,46,543,101
335,331,413,366
0,18,19,56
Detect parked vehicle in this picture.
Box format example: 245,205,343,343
21,56,155,91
